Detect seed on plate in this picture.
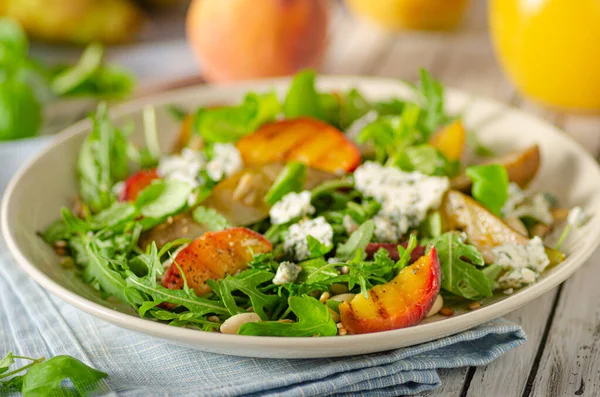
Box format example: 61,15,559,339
247,306,254,312
330,283,349,295
167,216,174,224
55,247,67,256
439,307,454,317
319,292,330,303
278,319,293,323
330,293,356,303
336,322,345,329
551,208,570,222
208,315,221,323
467,302,481,310
220,313,261,334
337,326,348,336
53,240,67,248
327,308,340,323
60,256,74,268
340,266,349,275
426,295,444,318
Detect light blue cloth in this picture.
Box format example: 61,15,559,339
0,248,526,397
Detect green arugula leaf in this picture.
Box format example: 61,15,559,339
0,352,15,374
89,202,137,231
79,237,129,302
336,220,375,261
192,206,231,231
431,232,492,300
136,179,192,219
395,144,459,177
238,295,337,337
264,162,307,205
338,88,372,129
0,77,42,141
146,309,220,330
419,211,442,240
416,68,448,134
306,235,333,258
283,69,323,120
194,91,280,143
466,164,509,216
78,103,129,212
21,356,107,397
126,273,228,316
298,257,339,284
207,269,279,320
396,234,417,270
0,18,28,63
41,220,70,245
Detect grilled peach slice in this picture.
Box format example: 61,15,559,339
339,248,441,334
119,169,159,202
429,119,465,161
236,117,361,173
162,227,272,296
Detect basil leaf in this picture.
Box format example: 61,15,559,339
238,295,337,337
283,69,323,120
21,356,107,397
431,232,492,300
466,164,509,216
192,206,230,232
336,220,375,261
264,162,307,205
136,179,192,219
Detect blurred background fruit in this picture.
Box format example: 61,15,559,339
489,0,600,112
186,0,329,82
344,0,470,31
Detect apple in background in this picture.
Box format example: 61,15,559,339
186,0,329,82
344,0,469,31
339,247,441,334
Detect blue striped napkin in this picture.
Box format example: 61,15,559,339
0,247,526,397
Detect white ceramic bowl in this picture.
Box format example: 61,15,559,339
3,77,600,359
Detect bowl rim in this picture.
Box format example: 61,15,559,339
3,75,600,358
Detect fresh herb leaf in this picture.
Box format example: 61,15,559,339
0,77,42,141
466,164,509,216
336,220,375,261
89,202,137,231
283,69,323,120
41,220,70,245
194,91,280,143
208,269,279,320
395,144,460,177
264,162,307,205
238,295,337,337
298,257,339,284
419,211,442,239
431,232,492,300
21,356,107,397
78,237,129,302
192,206,230,231
416,68,448,134
136,179,192,219
396,234,417,270
306,235,333,258
338,88,372,129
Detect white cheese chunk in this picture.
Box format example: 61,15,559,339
157,148,205,188
373,215,400,243
272,261,302,285
492,236,550,290
284,216,334,261
206,143,243,182
270,191,315,225
568,206,586,228
502,183,553,225
353,161,449,236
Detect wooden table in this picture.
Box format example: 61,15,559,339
318,2,600,396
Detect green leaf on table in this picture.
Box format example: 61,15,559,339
21,355,107,397
238,295,337,337
264,162,307,205
194,91,280,143
0,352,15,374
192,206,230,231
0,18,28,62
136,179,192,219
335,220,375,261
208,269,279,320
466,163,509,216
430,232,492,300
283,69,323,120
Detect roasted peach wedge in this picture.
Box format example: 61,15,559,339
339,247,441,334
429,119,465,161
162,227,272,296
119,169,160,202
236,117,361,174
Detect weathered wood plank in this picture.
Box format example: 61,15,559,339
530,250,600,397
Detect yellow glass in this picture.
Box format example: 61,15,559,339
489,0,600,112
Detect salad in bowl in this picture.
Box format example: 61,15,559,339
40,70,585,337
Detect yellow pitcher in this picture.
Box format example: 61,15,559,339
489,0,600,112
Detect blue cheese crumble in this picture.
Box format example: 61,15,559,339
502,183,553,225
353,162,449,236
270,191,315,225
568,206,586,228
284,216,333,261
492,236,550,290
206,143,243,181
373,215,400,243
158,148,205,188
272,262,302,285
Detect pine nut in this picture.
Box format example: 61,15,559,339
319,292,330,303
330,293,356,303
426,295,444,318
439,307,454,316
468,302,481,310
220,313,261,334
